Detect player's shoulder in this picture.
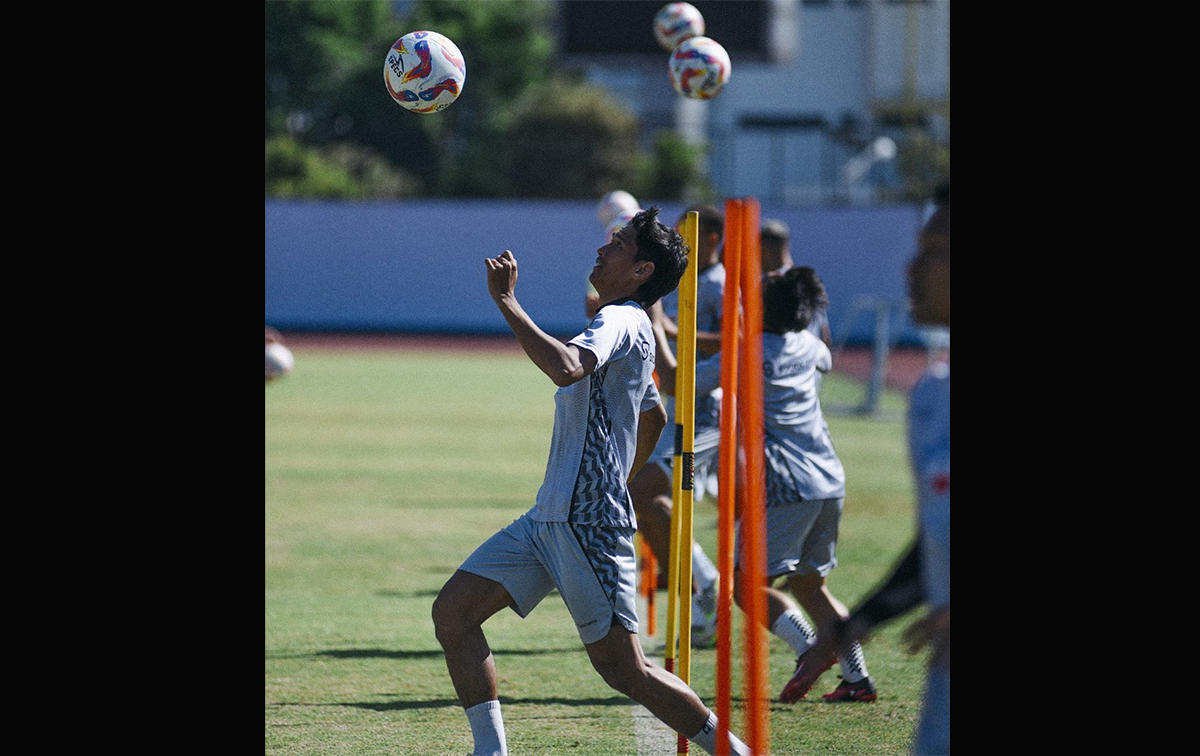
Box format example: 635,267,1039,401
909,362,949,418
591,298,650,337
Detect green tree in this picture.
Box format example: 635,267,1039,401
265,0,657,201
630,130,716,202
399,0,557,195
265,0,395,140
505,79,640,199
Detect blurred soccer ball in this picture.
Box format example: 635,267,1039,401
597,190,640,226
654,3,705,52
605,209,639,242
266,342,295,382
384,31,466,113
669,36,731,100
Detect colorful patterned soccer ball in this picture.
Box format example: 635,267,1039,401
605,209,640,242
654,3,705,52
384,31,466,114
668,36,731,100
597,190,640,226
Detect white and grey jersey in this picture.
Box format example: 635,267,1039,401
532,299,659,527
690,329,844,504
908,362,950,609
760,330,846,504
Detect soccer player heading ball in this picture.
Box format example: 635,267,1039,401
432,207,753,756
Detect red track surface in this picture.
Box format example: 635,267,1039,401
279,332,944,394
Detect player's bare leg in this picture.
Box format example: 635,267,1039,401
784,571,849,629
629,463,674,577
432,570,516,708
584,622,749,755
785,572,874,699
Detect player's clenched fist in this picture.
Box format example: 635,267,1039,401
486,249,518,301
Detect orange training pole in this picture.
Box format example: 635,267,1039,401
738,197,769,755
640,536,657,636
715,198,743,756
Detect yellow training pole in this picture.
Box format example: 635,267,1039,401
667,211,699,756
715,198,743,756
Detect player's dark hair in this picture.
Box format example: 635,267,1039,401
632,206,688,307
761,219,789,246
763,266,829,335
682,203,724,241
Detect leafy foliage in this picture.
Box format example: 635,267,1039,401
265,0,713,201
505,79,640,199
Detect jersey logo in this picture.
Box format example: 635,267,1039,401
931,471,949,495
636,335,651,361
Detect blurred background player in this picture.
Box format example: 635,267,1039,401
629,203,726,647
651,266,876,704
810,181,949,753
760,218,794,275
761,219,830,349
432,208,752,756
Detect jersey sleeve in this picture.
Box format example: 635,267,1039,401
814,338,832,373
569,305,632,370
641,378,661,412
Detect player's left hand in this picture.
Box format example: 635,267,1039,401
486,250,518,301
902,605,949,670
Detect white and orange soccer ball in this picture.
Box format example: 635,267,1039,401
384,31,466,114
654,3,705,52
668,36,731,100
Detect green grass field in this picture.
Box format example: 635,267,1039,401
266,347,927,755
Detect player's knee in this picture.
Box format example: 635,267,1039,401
431,587,468,647
591,655,642,695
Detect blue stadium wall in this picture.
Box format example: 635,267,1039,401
265,199,929,346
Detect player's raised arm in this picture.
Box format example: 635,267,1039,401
486,250,596,386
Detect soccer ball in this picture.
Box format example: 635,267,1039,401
605,209,639,242
384,31,466,114
668,36,731,100
266,341,295,382
654,3,705,52
596,190,640,226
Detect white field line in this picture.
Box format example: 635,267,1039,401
634,590,679,755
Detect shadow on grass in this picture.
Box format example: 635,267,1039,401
375,589,440,598
265,646,582,661
339,695,633,712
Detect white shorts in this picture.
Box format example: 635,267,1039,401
652,423,722,502
458,510,639,645
734,498,842,579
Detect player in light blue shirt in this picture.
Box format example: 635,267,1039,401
811,181,950,754
432,208,753,756
651,265,877,704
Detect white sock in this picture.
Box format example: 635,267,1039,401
771,610,816,657
689,711,752,756
692,543,719,590
838,640,870,683
464,700,507,756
